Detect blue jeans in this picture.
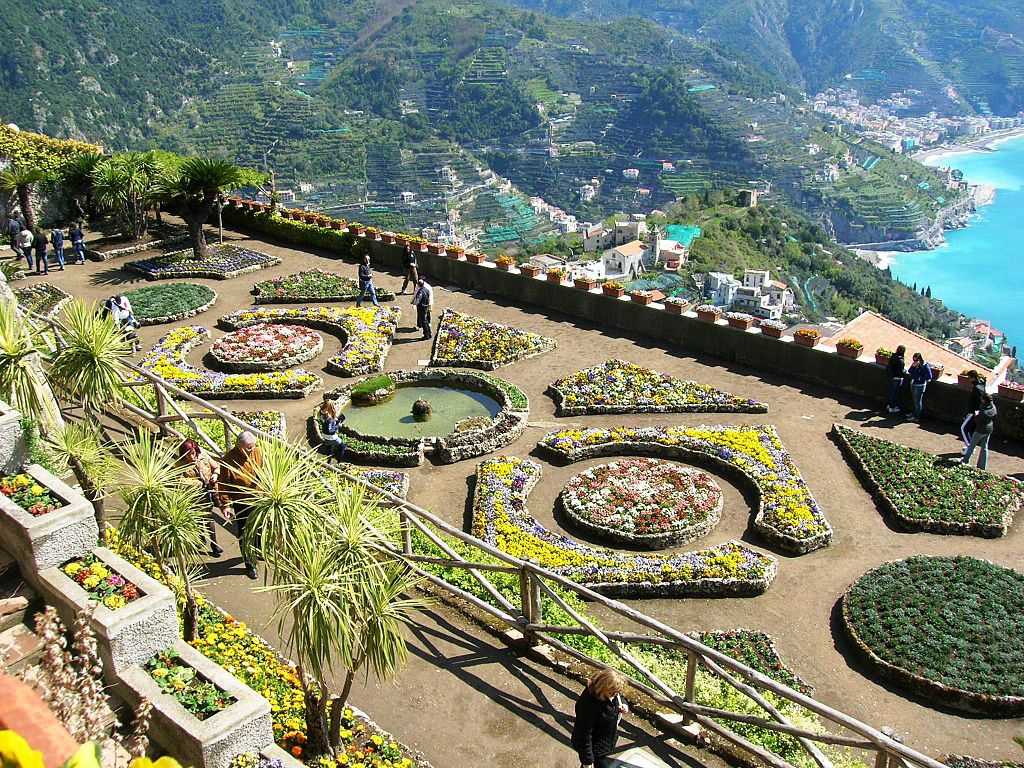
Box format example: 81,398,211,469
911,384,926,419
416,304,432,337
356,280,378,307
22,247,33,270
888,377,903,409
962,430,991,470
53,247,64,268
73,240,85,263
36,250,48,273
322,433,346,461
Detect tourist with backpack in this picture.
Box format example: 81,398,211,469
69,222,86,264
906,352,933,422
961,392,996,470
49,226,65,270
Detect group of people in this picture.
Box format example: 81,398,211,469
355,246,435,339
7,215,86,274
885,346,996,469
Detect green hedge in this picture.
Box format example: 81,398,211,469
221,206,367,258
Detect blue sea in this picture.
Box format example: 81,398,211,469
889,134,1024,345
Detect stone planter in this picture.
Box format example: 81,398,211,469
547,272,567,285
496,261,514,272
630,293,653,306
0,400,27,474
0,464,98,578
875,353,891,366
574,279,597,291
37,547,178,677
116,640,273,768
466,252,486,264
519,265,541,278
602,285,624,298
998,383,1024,402
760,325,784,339
794,334,820,348
727,317,753,330
696,310,721,323
837,345,862,359
426,243,444,255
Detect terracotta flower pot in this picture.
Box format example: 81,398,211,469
602,286,624,298
466,252,486,264
426,243,444,255
630,293,653,305
496,261,514,271
957,374,974,388
727,317,753,330
394,237,409,248
795,334,820,348
697,310,721,323
760,325,783,338
348,225,366,236
574,279,597,291
875,353,891,366
519,265,541,277
931,364,945,378
998,383,1024,402
837,345,861,359
446,249,464,260
547,272,566,284
665,302,686,315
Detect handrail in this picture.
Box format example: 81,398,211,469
35,324,947,768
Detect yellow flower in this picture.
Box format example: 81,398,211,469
0,730,45,768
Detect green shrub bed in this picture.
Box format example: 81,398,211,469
833,424,1023,537
13,283,70,320
842,556,1024,715
123,283,219,325
254,268,395,303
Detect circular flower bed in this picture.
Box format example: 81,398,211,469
842,555,1024,715
122,283,218,326
560,458,723,548
211,323,323,372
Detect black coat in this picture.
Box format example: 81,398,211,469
886,353,905,378
571,688,620,765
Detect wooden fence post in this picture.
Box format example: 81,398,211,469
682,651,698,723
400,509,413,555
153,386,171,437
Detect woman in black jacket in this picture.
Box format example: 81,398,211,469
571,669,628,768
886,345,906,413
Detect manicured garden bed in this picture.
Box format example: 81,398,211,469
0,472,62,517
126,245,280,281
472,456,776,597
62,553,141,610
833,424,1023,537
559,458,723,548
538,425,831,554
211,324,323,372
547,359,767,415
253,268,395,303
122,283,219,325
145,646,237,720
12,283,71,320
431,309,556,370
141,326,322,399
220,306,399,377
842,555,1024,715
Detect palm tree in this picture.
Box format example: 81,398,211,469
59,151,103,216
0,167,46,231
44,421,114,540
47,300,132,418
0,298,62,434
91,152,164,241
159,158,245,260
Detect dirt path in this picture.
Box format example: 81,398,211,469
43,223,1024,764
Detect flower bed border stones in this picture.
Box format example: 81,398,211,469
211,324,324,373
471,456,776,598
431,309,556,371
117,639,273,768
537,425,832,554
547,359,768,416
944,757,1024,768
122,283,220,326
86,234,190,262
841,555,1024,716
832,424,1022,537
126,245,281,281
560,459,724,549
12,283,71,320
252,269,396,304
0,463,98,576
37,546,179,676
141,326,322,400
220,305,400,377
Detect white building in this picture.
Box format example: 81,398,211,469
583,219,647,252
602,240,647,280
719,269,794,320
623,168,640,180
580,184,596,202
705,272,742,307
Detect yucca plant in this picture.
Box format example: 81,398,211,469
151,483,210,640
0,166,46,231
44,421,115,540
48,300,131,418
0,299,62,434
92,152,165,240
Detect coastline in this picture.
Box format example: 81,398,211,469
912,125,1024,165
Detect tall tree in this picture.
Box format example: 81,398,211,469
59,151,104,216
0,167,46,231
160,158,245,259
91,152,164,240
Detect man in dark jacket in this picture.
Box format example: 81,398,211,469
961,392,996,470
49,226,65,270
7,217,21,258
355,254,379,308
32,228,49,275
886,345,906,413
960,370,986,449
69,222,86,264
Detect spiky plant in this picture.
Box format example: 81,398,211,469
0,299,62,434
91,152,165,240
44,421,114,540
151,482,210,640
0,167,46,230
159,158,245,259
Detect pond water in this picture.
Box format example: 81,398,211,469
342,385,501,439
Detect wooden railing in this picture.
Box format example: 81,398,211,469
35,326,946,768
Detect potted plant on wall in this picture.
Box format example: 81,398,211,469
835,338,864,359
794,328,821,348
426,242,445,255
997,380,1024,402
629,289,654,305
329,218,345,230
547,268,568,284
347,222,366,236
446,245,465,259
365,226,382,241
957,369,982,387
726,311,754,330
466,251,486,264
875,347,893,366
496,255,516,271
663,296,689,315
759,319,786,338
601,281,625,298
574,276,597,291
696,304,722,323
519,263,541,278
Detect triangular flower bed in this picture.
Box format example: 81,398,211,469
832,424,1024,537
431,309,555,370
548,359,767,415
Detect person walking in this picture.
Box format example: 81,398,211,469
68,222,86,264
49,226,65,271
961,392,996,470
355,253,378,308
571,669,629,768
7,217,21,258
411,277,434,339
400,244,419,294
960,369,986,450
17,228,33,272
177,439,223,557
319,394,346,462
71,197,86,222
217,431,265,580
885,344,906,413
906,353,933,422
32,228,49,275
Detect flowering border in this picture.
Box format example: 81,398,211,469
141,326,322,399
547,359,768,416
537,425,832,554
471,456,776,597
211,325,324,373
126,245,281,281
220,306,399,377
253,268,396,304
430,309,556,371
832,424,1021,538
13,282,71,320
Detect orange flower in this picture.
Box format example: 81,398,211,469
290,747,302,757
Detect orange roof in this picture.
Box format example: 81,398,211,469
612,240,646,257
827,311,992,380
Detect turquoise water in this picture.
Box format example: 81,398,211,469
890,135,1024,345
342,385,500,439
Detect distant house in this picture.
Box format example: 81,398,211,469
603,240,647,280
583,219,647,252
705,272,742,307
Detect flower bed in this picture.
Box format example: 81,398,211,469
253,269,395,303
944,758,1024,768
560,459,723,548
141,326,322,399
220,306,399,377
12,283,71,320
87,234,190,262
123,283,219,325
842,556,1024,715
337,466,411,501
692,630,813,694
472,456,776,597
62,553,141,610
547,360,767,416
832,424,1022,537
145,646,237,721
431,309,556,370
126,245,281,281
0,473,61,517
211,324,323,372
538,425,831,554
234,411,287,439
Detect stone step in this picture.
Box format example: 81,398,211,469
0,576,41,634
0,621,44,673
608,747,676,768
